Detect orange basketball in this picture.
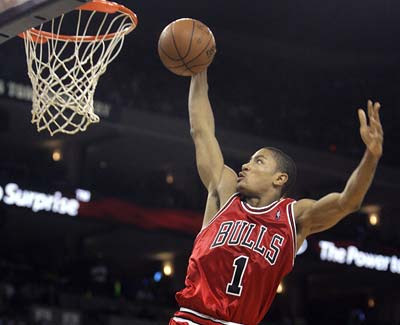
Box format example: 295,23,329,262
158,18,216,76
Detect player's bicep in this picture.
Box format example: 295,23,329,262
192,129,225,191
295,193,355,236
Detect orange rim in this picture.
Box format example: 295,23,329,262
19,0,138,44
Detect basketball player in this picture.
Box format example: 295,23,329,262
170,70,383,325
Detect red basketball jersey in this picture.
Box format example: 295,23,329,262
172,193,297,325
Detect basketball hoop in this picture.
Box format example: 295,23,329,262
19,0,138,135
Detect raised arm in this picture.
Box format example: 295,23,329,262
189,71,237,225
295,100,383,246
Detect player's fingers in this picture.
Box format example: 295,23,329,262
371,117,384,138
370,116,379,132
367,100,373,119
378,120,383,135
372,103,384,133
358,109,367,128
374,116,384,135
374,102,382,123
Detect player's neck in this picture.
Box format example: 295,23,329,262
244,193,281,208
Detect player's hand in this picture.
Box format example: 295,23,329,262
358,100,383,158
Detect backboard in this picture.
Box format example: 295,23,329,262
0,0,90,44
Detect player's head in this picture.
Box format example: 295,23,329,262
237,147,297,198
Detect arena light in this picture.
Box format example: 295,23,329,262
153,271,162,282
277,282,284,294
52,149,62,162
150,251,175,261
114,280,121,297
368,213,380,226
368,297,375,308
361,204,381,227
166,173,174,184
163,261,173,276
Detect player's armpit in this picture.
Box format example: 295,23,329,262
294,193,358,237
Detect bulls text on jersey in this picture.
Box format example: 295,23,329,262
210,220,285,266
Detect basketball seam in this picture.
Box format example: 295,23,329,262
181,20,196,60
164,35,214,70
159,43,183,62
180,62,211,74
165,61,211,70
187,62,212,68
171,21,195,75
184,34,214,66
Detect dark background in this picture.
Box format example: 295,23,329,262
0,0,399,324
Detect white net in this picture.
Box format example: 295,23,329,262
22,3,136,135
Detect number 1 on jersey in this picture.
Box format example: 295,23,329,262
226,255,249,296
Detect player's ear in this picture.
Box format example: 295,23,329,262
273,172,288,187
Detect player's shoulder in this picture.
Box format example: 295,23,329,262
292,198,316,218
222,165,237,180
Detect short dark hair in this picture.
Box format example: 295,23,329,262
264,147,297,197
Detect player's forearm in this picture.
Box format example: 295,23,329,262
339,150,381,211
188,72,215,136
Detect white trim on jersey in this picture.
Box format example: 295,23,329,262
286,201,297,266
290,201,297,251
240,198,283,215
173,317,201,325
179,308,244,325
197,192,240,237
